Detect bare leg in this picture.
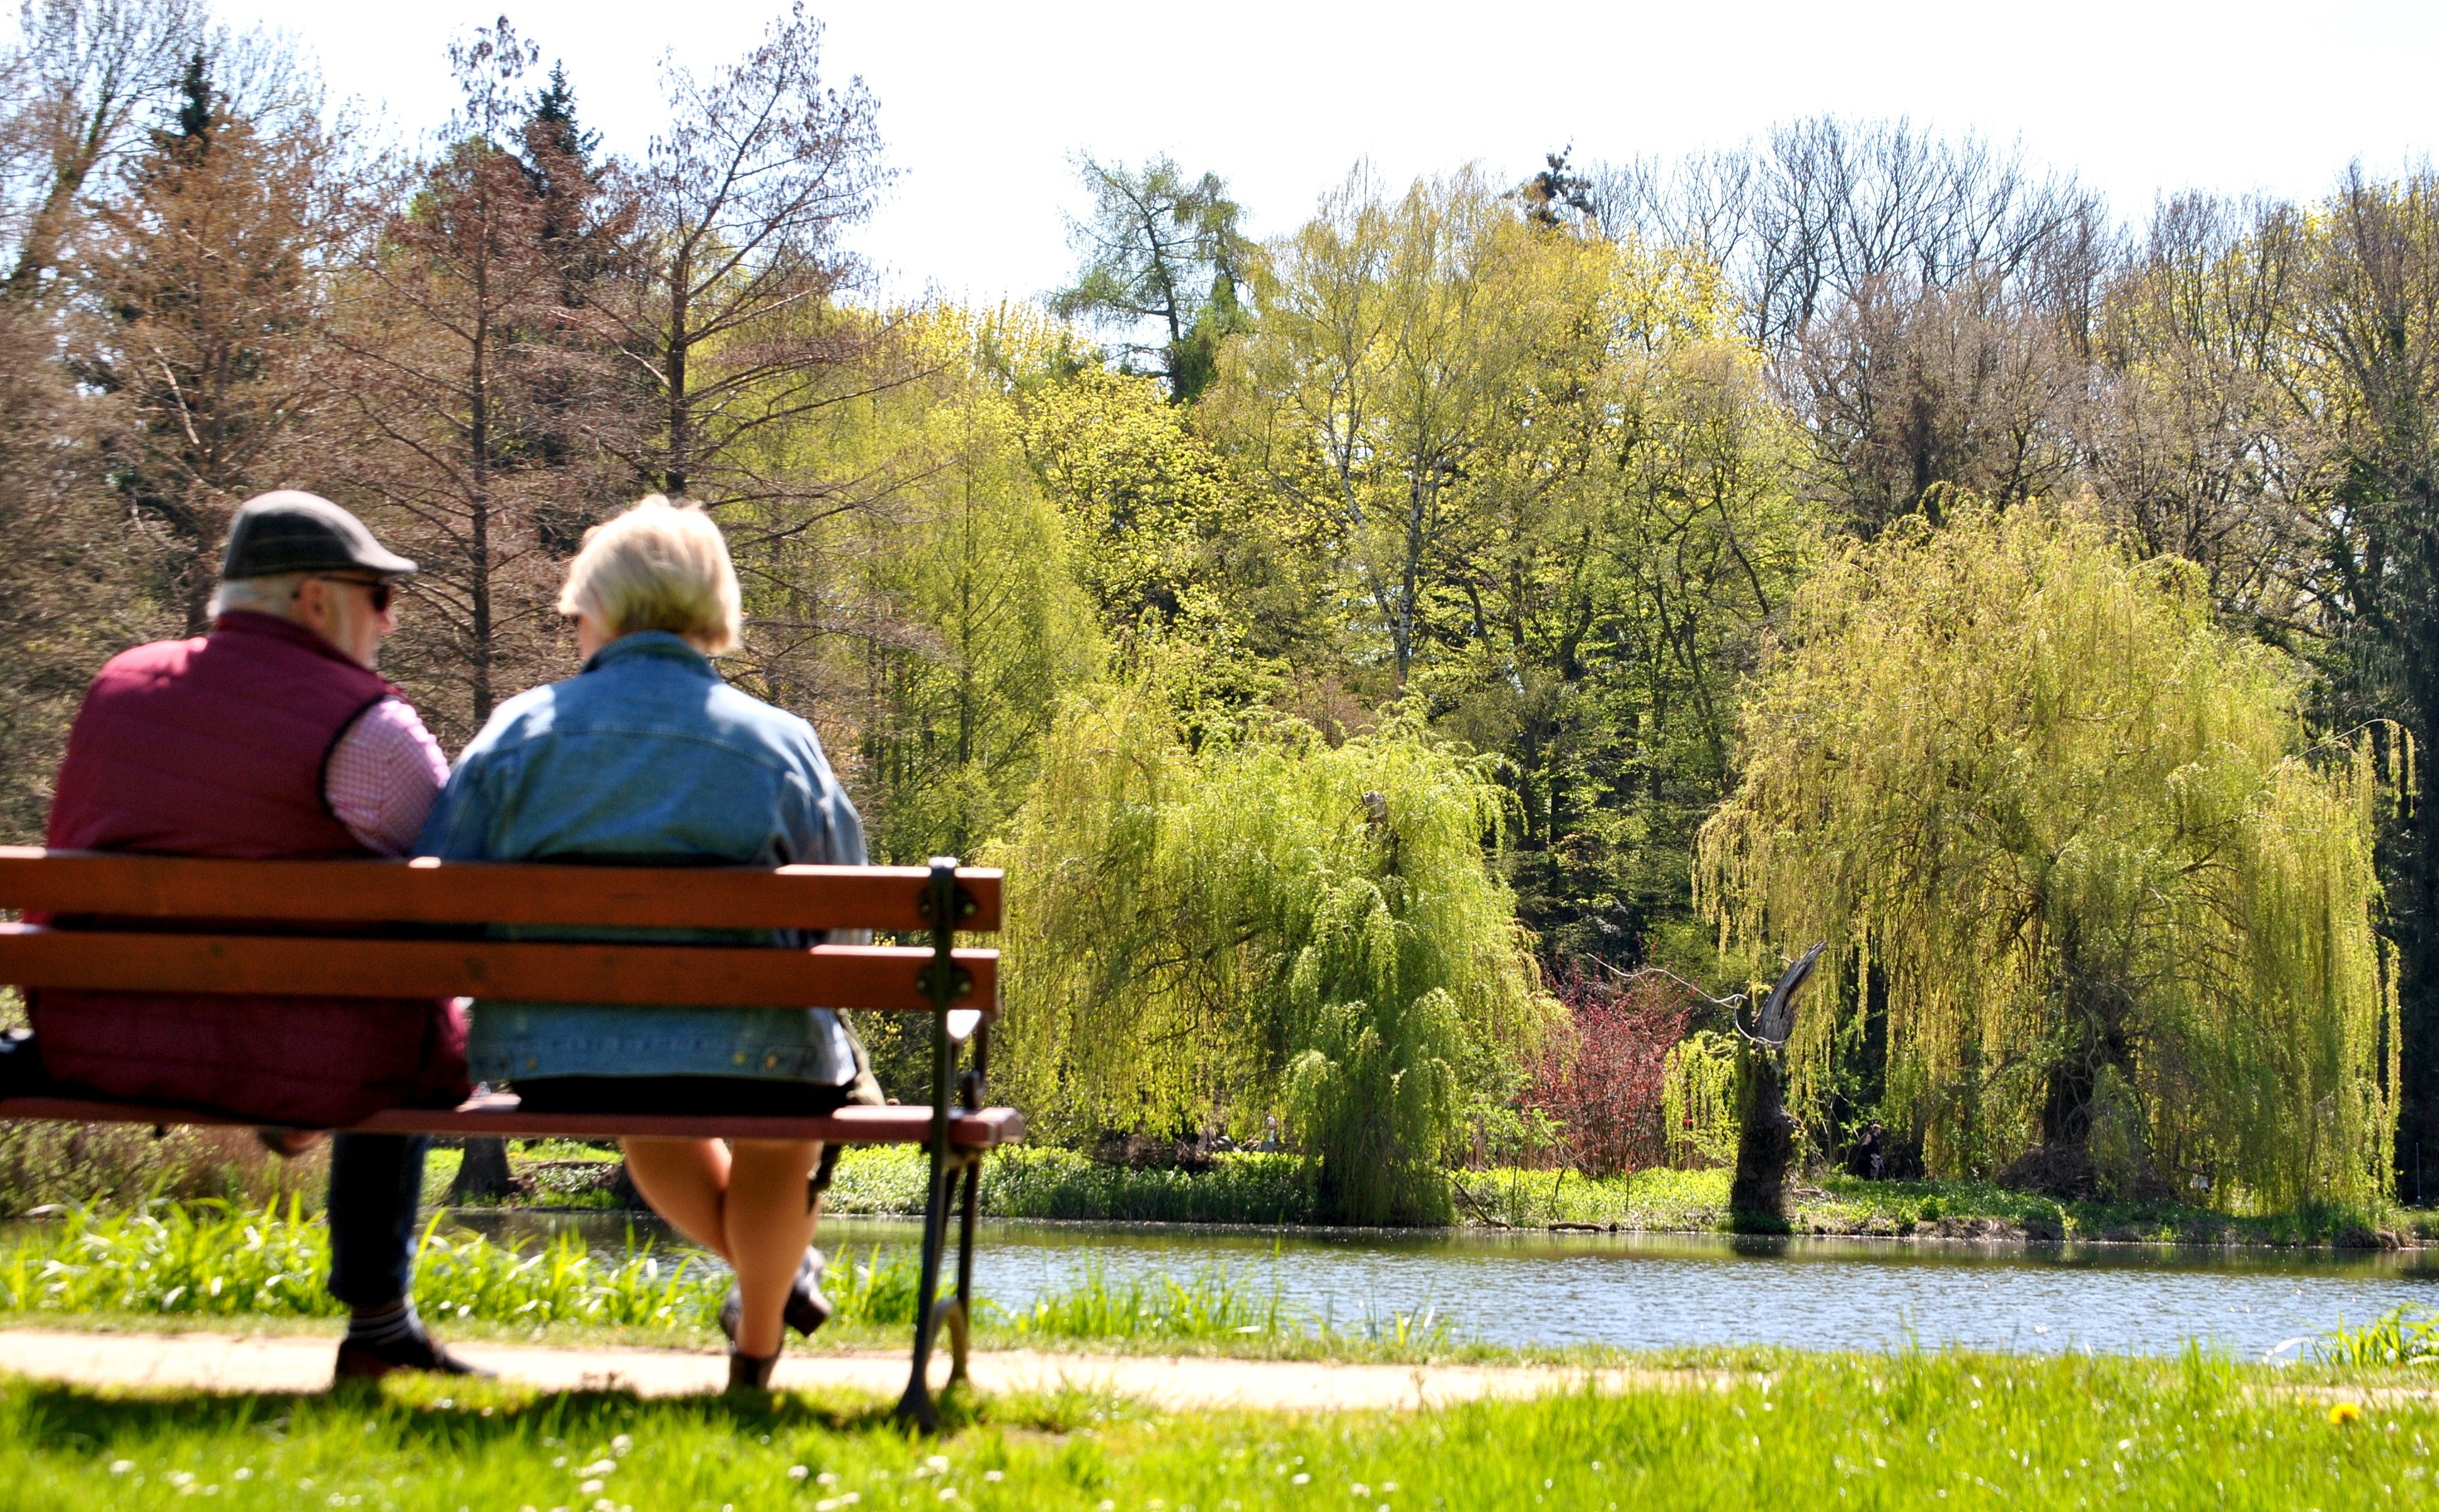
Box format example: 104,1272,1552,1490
619,1136,818,1357
723,1140,820,1356
620,1138,733,1258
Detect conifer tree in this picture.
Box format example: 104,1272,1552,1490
75,47,350,629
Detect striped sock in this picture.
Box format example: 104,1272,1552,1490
345,1298,423,1351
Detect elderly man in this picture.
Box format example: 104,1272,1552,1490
33,491,479,1378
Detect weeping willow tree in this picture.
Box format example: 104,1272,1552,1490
1662,1030,1741,1168
991,678,1554,1224
1696,506,2399,1209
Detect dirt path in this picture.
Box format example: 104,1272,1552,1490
0,1328,1688,1411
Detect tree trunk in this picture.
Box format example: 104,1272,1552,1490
1728,1042,1796,1229
1727,945,1824,1229
447,1136,517,1203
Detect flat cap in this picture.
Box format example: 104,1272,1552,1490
220,491,416,580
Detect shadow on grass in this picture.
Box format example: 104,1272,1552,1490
4,1370,1139,1451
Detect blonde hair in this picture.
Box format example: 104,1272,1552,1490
557,496,743,654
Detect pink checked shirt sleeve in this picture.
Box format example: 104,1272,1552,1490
324,696,450,857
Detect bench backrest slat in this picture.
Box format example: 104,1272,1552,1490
0,848,1002,932
0,925,997,1012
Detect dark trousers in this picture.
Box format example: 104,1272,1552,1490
325,1133,428,1310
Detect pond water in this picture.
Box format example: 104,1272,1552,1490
454,1211,2439,1360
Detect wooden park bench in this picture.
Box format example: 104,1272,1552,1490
0,847,1017,1429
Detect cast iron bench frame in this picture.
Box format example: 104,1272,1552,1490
0,846,1015,1430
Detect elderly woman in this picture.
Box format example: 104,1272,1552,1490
418,497,864,1390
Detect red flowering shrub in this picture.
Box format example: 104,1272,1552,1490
1523,965,1698,1178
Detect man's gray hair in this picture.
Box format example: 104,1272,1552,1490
207,572,309,619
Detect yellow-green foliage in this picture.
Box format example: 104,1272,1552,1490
991,680,1555,1224
736,305,1105,861
1661,1029,1742,1168
1697,506,2397,1208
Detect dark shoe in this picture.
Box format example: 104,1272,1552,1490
0,1028,46,1098
718,1246,831,1343
334,1328,493,1382
727,1345,782,1392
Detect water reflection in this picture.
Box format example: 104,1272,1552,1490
438,1210,2439,1358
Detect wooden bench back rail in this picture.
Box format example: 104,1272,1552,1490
0,850,1008,1431
0,849,1000,1013
0,847,1003,931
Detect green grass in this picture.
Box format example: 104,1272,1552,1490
0,1200,733,1333
2321,1305,2439,1368
1,1346,2433,1510
0,1203,1451,1356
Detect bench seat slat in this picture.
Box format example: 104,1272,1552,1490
0,1093,1025,1147
0,848,1004,933
0,925,997,1012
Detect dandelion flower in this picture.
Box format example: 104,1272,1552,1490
789,1468,810,1482
2329,1402,2364,1426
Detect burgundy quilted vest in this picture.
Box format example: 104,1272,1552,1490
31,612,468,1126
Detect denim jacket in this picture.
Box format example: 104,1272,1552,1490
417,632,864,1086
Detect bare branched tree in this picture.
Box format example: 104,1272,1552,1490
1594,119,2110,534
593,0,894,509
0,0,204,293
2082,193,2316,625
329,18,631,739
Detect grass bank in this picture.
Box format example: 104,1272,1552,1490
0,1202,1456,1362
1451,1168,2430,1248
16,1127,2432,1248
825,1152,2431,1248
3,1345,2434,1510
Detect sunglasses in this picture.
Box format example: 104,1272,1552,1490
302,576,395,612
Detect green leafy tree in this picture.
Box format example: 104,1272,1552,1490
1051,154,1253,402
1218,164,1559,690
1012,356,1331,728
1220,175,1806,965
826,307,1105,863
1697,506,2396,1208
2281,168,2439,1198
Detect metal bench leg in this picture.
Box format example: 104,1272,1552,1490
896,856,969,1434
897,1141,955,1431
949,1150,980,1385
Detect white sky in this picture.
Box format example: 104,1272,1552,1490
227,0,2439,307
